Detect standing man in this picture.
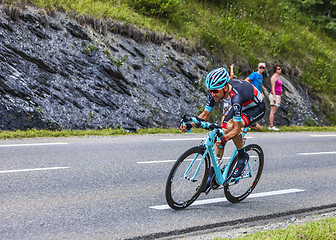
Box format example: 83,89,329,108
245,63,266,131
245,63,266,99
244,63,266,131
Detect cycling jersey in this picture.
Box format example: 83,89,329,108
205,94,231,115
205,79,265,127
222,97,231,116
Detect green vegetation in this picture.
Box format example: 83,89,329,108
295,0,336,37
220,216,336,240
0,127,207,139
5,0,335,124
0,125,335,139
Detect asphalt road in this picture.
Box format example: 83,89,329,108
0,132,335,239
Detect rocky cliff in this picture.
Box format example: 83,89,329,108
0,4,323,130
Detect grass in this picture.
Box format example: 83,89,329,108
0,126,335,139
219,216,336,240
0,127,207,139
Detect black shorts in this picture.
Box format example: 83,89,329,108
222,102,266,128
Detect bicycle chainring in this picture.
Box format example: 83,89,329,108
210,175,220,190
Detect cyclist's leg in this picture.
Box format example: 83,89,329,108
225,119,248,177
250,122,262,131
220,115,247,178
215,111,232,160
220,110,246,164
214,143,224,160
224,118,245,149
230,103,266,177
246,102,266,126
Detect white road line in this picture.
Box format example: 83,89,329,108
160,137,253,141
298,151,336,155
310,135,336,137
138,160,177,164
150,188,305,210
0,167,70,174
160,138,205,141
0,143,69,147
137,157,231,164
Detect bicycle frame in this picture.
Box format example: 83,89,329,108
184,126,250,186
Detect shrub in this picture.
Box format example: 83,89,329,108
126,0,180,19
293,0,336,37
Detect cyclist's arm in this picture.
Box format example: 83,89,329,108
180,92,213,131
216,119,243,149
198,110,211,122
198,92,214,122
179,110,210,132
224,120,242,141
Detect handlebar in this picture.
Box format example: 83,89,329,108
181,115,193,132
180,115,250,149
181,115,225,148
181,115,223,133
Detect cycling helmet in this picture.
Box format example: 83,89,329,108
205,67,230,90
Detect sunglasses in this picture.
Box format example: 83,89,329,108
208,88,223,94
277,68,282,70
259,67,265,69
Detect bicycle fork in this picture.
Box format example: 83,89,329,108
183,152,206,182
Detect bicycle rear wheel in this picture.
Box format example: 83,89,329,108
165,146,210,210
224,144,264,203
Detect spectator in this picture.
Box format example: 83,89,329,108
245,63,266,99
268,64,283,131
244,63,265,131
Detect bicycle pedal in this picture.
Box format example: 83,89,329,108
210,182,220,190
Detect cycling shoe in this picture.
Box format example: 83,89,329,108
232,153,249,178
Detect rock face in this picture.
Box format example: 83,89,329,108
0,4,324,130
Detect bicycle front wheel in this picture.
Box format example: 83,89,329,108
224,144,264,203
165,146,210,210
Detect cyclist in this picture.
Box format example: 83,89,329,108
180,67,266,192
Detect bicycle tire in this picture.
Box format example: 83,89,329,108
224,144,264,203
165,146,210,210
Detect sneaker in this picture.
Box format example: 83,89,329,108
232,153,249,178
202,166,215,193
268,126,279,131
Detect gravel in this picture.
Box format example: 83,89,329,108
173,210,336,240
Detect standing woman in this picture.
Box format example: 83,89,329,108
268,64,283,131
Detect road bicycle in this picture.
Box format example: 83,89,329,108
165,116,264,210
